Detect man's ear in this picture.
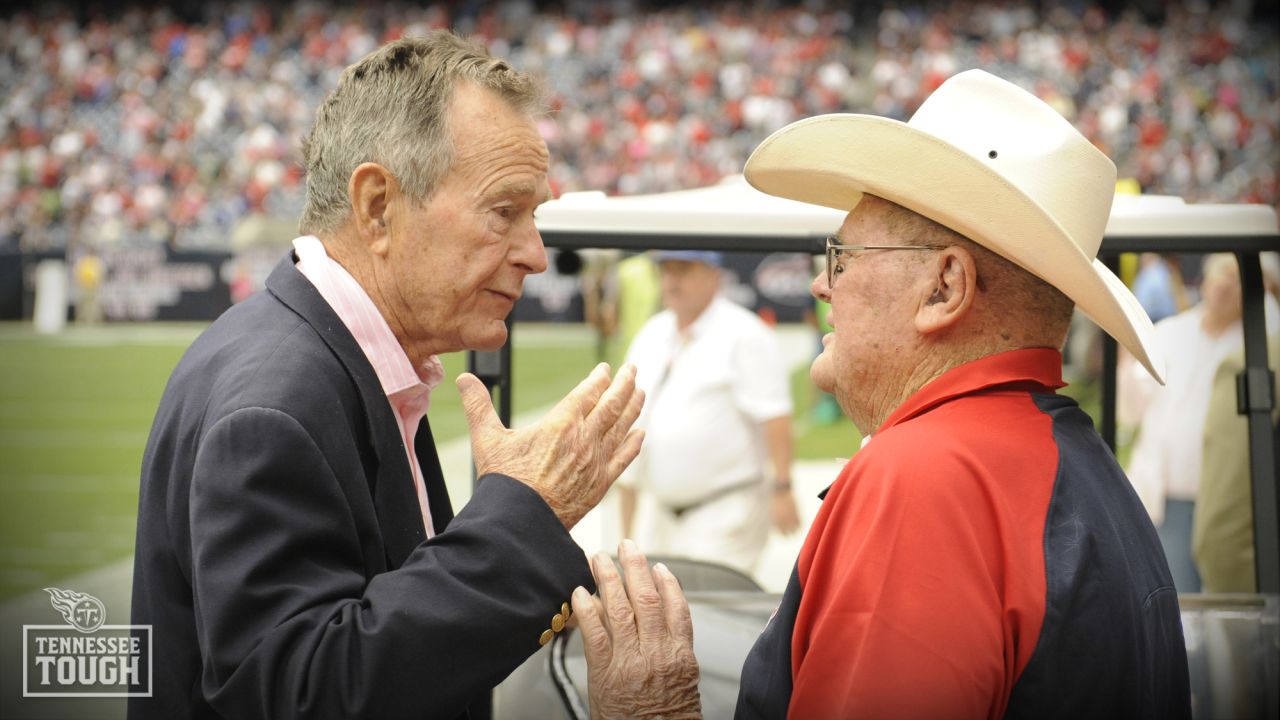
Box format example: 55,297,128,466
915,246,978,335
347,162,393,257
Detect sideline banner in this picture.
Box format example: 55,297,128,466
515,249,817,324
4,247,234,322
1,248,819,323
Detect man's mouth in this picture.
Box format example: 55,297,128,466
489,288,519,304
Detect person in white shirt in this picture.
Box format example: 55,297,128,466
1120,252,1280,592
616,250,800,576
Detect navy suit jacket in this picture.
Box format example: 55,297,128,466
130,254,592,719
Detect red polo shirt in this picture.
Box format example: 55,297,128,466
736,347,1189,719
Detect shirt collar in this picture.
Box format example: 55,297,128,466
817,348,1064,501
292,236,444,403
875,347,1066,436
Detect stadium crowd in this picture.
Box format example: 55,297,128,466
0,0,1276,252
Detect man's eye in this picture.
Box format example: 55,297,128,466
495,207,512,219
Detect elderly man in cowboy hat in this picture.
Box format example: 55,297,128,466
568,70,1192,719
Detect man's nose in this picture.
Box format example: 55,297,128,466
810,271,831,302
513,222,548,274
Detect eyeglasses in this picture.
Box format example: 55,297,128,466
824,236,948,289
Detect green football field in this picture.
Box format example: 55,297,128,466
0,321,859,601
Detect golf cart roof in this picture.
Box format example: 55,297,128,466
536,174,1278,247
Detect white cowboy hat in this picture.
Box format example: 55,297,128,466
744,69,1165,383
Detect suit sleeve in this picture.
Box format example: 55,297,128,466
188,406,590,720
788,455,1009,720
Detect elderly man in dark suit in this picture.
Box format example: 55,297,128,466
130,32,643,720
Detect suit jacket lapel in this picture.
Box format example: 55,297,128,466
265,252,427,568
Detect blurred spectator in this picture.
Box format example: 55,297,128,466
1194,335,1278,595
1193,253,1280,594
599,251,660,369
1132,252,1189,324
71,248,102,322
617,250,798,576
0,0,1276,255
1119,253,1280,592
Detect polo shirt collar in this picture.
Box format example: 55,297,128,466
876,347,1066,436
818,348,1065,502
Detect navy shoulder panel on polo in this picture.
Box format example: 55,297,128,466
735,568,797,719
734,388,1191,719
1005,393,1190,719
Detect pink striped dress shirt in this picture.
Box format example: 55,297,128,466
293,236,445,538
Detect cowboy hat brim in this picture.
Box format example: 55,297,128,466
744,113,1165,383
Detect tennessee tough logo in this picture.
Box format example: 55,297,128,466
44,587,107,633
23,587,153,697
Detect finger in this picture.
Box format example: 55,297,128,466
553,362,612,421
457,373,504,437
571,586,612,675
653,562,694,645
600,382,644,454
619,539,667,642
592,550,638,649
605,428,645,483
586,363,637,433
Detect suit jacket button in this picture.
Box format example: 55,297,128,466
539,629,554,646
551,613,566,633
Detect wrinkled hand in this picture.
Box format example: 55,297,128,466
458,363,644,529
572,540,702,720
771,491,801,534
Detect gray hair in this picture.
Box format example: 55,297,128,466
299,31,546,236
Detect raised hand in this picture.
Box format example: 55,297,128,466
457,362,645,529
571,540,702,719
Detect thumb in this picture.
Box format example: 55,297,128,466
571,586,613,675
456,373,503,435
